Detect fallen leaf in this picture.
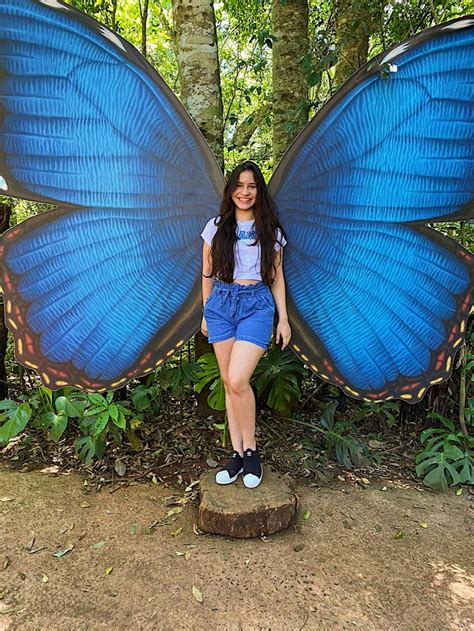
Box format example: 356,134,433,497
393,530,404,540
455,488,463,496
419,522,428,529
294,544,305,552
206,458,218,468
114,458,126,477
166,507,183,518
185,551,191,561
185,480,200,492
193,523,204,536
104,566,113,576
151,474,158,485
40,466,60,474
1,557,10,571
42,574,49,583
0,497,15,502
53,545,74,558
170,527,183,537
302,510,311,520
29,546,47,554
80,501,91,508
368,440,385,449
192,584,203,603
360,478,370,485
24,535,35,551
93,541,106,549
175,551,185,557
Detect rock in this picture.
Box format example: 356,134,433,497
198,469,298,538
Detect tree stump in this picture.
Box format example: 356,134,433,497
198,469,298,538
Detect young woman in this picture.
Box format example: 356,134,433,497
200,161,291,489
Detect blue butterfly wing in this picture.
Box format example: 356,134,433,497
270,17,474,402
0,0,223,389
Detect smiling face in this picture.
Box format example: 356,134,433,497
231,169,257,215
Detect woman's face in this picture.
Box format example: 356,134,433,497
231,169,257,213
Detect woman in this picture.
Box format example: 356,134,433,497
200,161,291,489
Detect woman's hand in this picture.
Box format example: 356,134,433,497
201,315,208,337
276,318,291,350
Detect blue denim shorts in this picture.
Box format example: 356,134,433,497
204,280,275,350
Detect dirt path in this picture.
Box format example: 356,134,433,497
0,468,472,630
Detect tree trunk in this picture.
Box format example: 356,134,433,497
171,0,224,414
111,0,118,31
0,199,12,399
272,0,309,166
333,0,372,90
138,0,150,59
171,0,224,168
232,106,271,150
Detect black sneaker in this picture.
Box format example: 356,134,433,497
242,447,263,489
215,451,243,485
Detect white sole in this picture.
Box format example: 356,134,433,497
215,467,243,485
243,465,263,489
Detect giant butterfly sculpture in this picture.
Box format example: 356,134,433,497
0,0,472,403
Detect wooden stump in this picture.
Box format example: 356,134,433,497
198,469,298,538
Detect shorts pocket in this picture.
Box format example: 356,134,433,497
261,291,275,309
203,292,217,313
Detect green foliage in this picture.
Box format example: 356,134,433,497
355,400,399,429
66,0,115,27
465,398,474,426
0,385,147,464
319,402,369,468
131,382,160,413
83,391,130,433
74,391,142,464
194,346,308,414
194,353,226,411
217,0,273,171
0,400,31,443
254,345,307,411
158,361,203,396
27,386,87,443
415,413,473,491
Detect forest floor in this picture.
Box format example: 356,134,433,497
0,465,472,631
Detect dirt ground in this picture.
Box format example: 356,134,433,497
0,467,472,631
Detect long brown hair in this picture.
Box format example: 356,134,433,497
208,161,287,285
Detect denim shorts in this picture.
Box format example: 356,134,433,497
204,280,275,350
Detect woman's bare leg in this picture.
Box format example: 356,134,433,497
212,338,243,455
226,341,265,450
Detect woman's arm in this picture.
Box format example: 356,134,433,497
201,242,213,336
270,249,291,350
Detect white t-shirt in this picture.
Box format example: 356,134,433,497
200,217,287,282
